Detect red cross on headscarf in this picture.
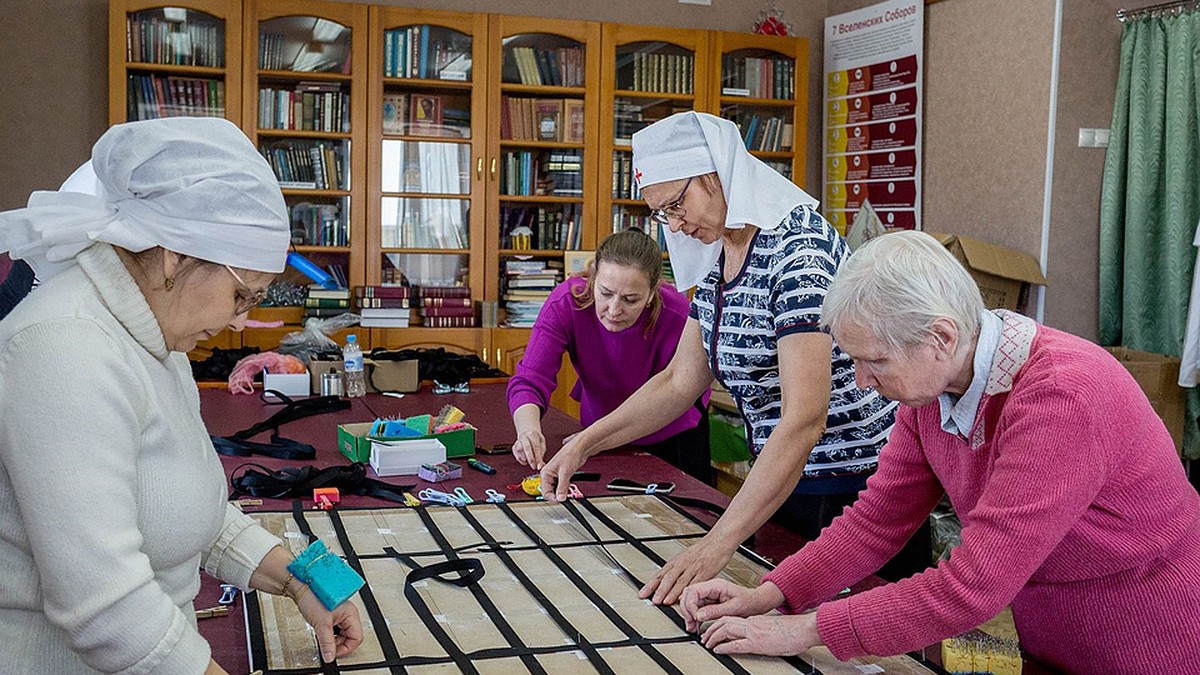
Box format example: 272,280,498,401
634,167,642,184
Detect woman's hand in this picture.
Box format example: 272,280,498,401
700,612,821,656
512,427,547,469
680,579,785,632
293,585,364,663
639,535,738,606
539,439,588,502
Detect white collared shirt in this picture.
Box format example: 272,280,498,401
938,311,1002,439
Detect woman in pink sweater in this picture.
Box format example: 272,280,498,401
682,231,1200,672
507,229,711,482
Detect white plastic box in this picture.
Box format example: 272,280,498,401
369,438,447,477
262,369,311,400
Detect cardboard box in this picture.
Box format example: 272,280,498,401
928,233,1048,312
1104,347,1185,456
309,355,419,394
369,438,447,476
262,369,310,399
337,422,475,463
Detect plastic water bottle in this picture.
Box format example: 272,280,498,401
342,334,366,398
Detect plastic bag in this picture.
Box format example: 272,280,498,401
276,313,360,363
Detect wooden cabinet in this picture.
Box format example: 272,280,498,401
108,2,807,417
109,0,244,125
489,328,579,419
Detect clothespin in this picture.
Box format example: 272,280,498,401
452,487,474,504
644,483,659,495
218,584,238,606
567,484,584,499
402,492,422,507
418,488,467,507
313,487,340,510
485,489,506,504
195,605,230,620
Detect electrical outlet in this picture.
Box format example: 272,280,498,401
1078,128,1110,148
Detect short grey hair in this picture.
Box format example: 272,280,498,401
822,231,985,353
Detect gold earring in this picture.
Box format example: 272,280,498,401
164,276,175,291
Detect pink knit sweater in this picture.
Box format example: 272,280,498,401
762,314,1200,672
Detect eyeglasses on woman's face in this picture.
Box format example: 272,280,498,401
648,177,693,226
224,265,269,315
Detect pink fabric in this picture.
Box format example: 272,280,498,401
227,352,306,394
762,321,1200,672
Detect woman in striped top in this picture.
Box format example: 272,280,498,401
539,112,924,606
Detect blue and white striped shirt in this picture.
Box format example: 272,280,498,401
690,205,897,480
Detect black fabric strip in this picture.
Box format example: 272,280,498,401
499,502,690,675
292,500,316,545
244,581,271,672
406,507,485,674
347,531,705,560
325,509,407,675
571,499,766,675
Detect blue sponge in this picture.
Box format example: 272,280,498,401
288,540,365,610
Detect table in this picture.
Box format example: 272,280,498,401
197,383,806,673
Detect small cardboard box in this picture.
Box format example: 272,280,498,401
262,369,310,399
309,355,419,394
337,422,475,463
928,233,1048,312
1104,346,1185,456
369,438,447,477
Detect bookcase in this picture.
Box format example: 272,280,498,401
108,0,243,125
108,1,808,404
244,0,368,295
598,24,713,258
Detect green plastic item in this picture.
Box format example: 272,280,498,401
709,412,751,463
404,414,432,435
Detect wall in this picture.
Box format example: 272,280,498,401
0,0,823,208
1044,0,1123,339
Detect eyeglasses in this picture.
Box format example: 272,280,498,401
648,177,693,226
224,265,269,315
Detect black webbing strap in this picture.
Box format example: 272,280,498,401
325,509,407,675
284,502,339,675
499,502,686,675
231,463,415,505
562,499,762,675
211,391,350,460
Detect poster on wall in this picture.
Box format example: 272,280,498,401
823,0,923,237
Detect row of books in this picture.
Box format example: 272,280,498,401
501,204,583,251
611,213,668,252
620,52,695,94
500,97,585,143
259,33,348,74
289,202,347,247
126,16,224,68
502,260,562,328
763,160,793,180
721,56,796,100
127,74,225,121
260,140,347,190
257,85,349,133
383,27,472,81
735,114,794,153
611,152,642,201
613,99,689,144
505,46,586,87
500,150,584,197
382,93,469,137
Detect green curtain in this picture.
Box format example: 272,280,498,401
1099,11,1200,459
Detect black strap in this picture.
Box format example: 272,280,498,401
211,391,349,460
326,509,406,674
229,463,414,505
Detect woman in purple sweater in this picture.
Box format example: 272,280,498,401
507,229,711,483
683,231,1200,672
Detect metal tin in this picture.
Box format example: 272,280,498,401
320,371,345,397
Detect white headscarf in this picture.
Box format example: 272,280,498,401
632,111,819,290
0,117,289,280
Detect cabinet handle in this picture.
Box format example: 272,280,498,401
481,347,488,364
495,348,501,364
490,157,498,178
476,157,483,180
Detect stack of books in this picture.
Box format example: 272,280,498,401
305,285,352,319
502,260,561,328
356,286,413,328
417,286,476,328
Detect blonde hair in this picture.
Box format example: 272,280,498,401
822,231,984,353
571,229,664,330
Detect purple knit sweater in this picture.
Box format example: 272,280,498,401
506,276,707,445
762,315,1200,672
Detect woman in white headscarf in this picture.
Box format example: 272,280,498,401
0,118,362,674
540,112,920,605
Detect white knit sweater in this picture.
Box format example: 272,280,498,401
0,244,282,674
